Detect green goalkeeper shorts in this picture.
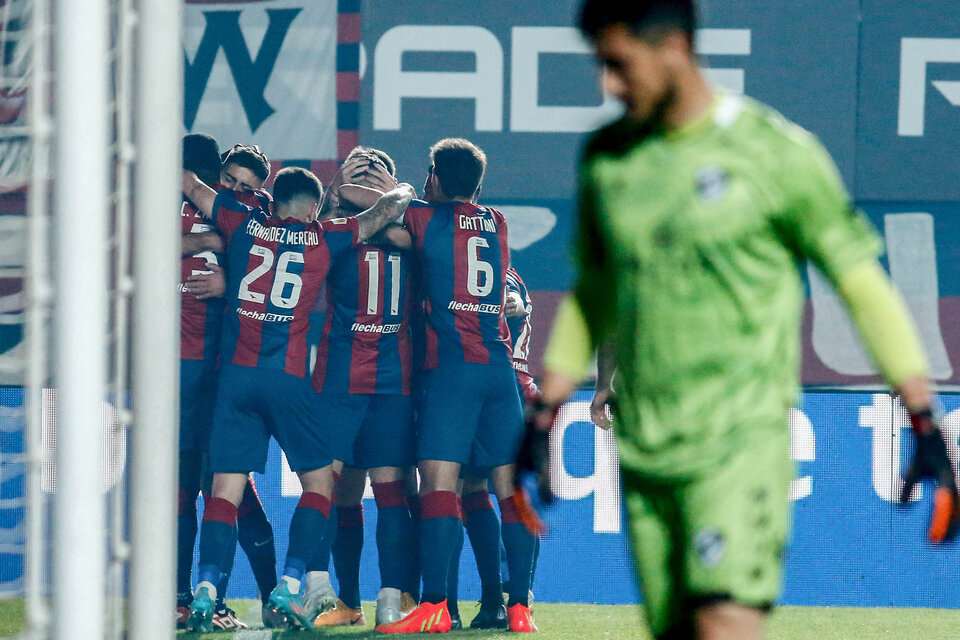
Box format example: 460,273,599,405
621,427,792,638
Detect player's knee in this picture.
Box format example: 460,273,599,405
488,464,516,500
209,473,248,506
417,460,460,493
694,601,765,640
298,465,335,496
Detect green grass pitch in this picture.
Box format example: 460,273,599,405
3,598,960,639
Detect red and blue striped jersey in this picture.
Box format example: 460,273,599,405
212,190,359,378
312,245,413,395
180,197,225,361
404,200,512,369
505,267,536,400
180,188,271,361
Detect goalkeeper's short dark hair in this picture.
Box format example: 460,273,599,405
429,138,487,201
182,133,221,187
579,0,697,45
221,143,271,182
272,166,323,208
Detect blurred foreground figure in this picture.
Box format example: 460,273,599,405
528,2,960,639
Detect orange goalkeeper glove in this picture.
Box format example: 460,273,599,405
900,408,960,543
511,397,560,536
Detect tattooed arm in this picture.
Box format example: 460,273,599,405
355,183,415,243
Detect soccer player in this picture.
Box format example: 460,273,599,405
220,143,271,194
300,148,408,621
178,137,281,629
305,147,420,628
180,165,415,632
457,267,538,630
177,133,233,629
528,2,960,640
376,139,537,634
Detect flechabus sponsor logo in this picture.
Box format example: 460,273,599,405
237,307,294,323
447,300,501,314
351,322,402,334
513,361,529,373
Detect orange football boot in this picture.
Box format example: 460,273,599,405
313,599,366,627
376,600,451,634
507,603,538,632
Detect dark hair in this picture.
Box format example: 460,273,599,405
345,146,397,177
579,0,696,44
182,133,221,187
221,143,271,182
272,167,322,208
429,138,487,200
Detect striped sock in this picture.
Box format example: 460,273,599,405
283,492,331,585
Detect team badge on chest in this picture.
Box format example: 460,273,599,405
695,165,730,203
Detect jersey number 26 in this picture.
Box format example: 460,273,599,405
238,245,303,309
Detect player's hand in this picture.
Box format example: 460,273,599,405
505,290,527,318
900,409,960,543
512,398,561,535
186,263,225,300
334,155,369,188
354,161,398,192
591,387,615,430
323,155,369,211
521,383,542,405
518,399,559,489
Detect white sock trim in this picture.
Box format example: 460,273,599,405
281,575,302,595
377,587,402,602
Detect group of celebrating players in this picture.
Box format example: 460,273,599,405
177,134,542,634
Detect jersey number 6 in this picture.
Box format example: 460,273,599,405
467,236,494,297
238,245,304,309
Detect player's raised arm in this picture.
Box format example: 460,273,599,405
354,183,415,243
339,184,386,211
182,169,218,219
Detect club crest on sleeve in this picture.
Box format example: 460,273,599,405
695,165,730,203
694,529,726,568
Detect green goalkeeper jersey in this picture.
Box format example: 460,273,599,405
576,94,881,478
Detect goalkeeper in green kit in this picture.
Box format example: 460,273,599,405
524,1,960,639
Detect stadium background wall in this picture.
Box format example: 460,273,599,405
1,0,960,608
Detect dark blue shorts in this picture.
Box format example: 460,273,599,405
180,359,219,453
314,393,415,469
417,362,524,471
209,365,334,474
